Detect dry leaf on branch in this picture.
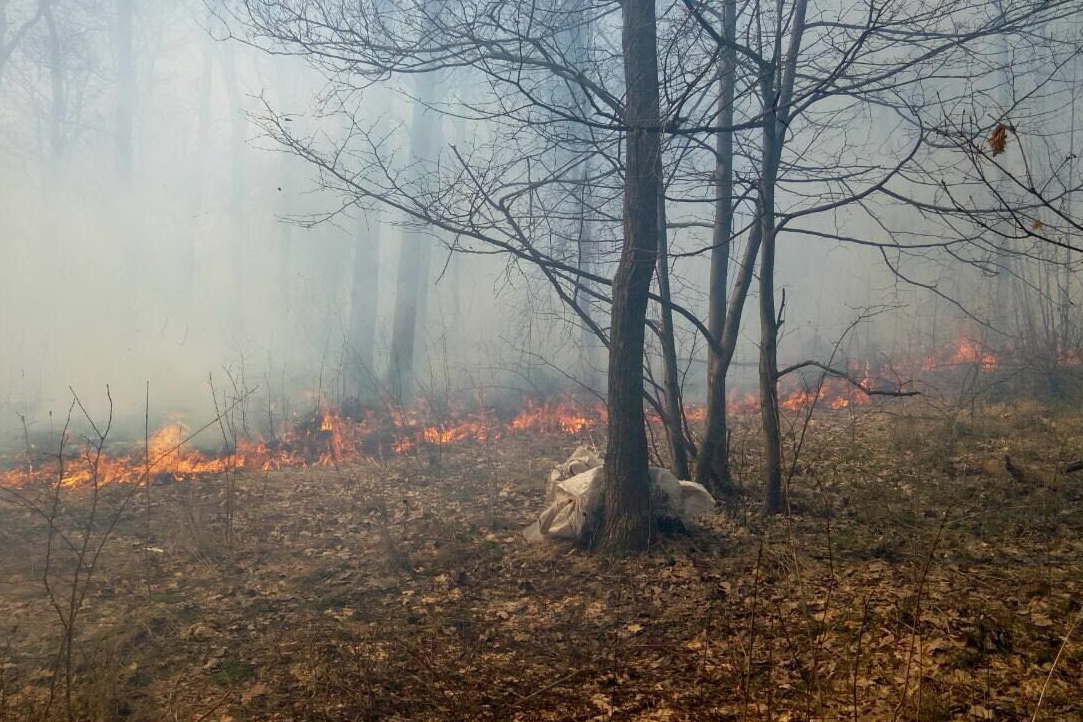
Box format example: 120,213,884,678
989,124,1009,156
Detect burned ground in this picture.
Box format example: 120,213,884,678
1,402,1082,721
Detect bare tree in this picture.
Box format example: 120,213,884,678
676,0,1082,512
228,0,1083,534
597,0,665,550
387,58,442,405
229,0,688,547
0,0,48,84
345,210,381,405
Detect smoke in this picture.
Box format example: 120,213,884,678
4,2,1080,452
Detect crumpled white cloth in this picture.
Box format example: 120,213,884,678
524,450,716,543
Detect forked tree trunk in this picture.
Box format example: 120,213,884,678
596,0,663,553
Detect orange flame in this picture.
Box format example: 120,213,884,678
0,340,1005,491
922,337,998,371
0,397,618,489
510,399,602,434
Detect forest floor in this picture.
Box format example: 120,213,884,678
1,400,1082,721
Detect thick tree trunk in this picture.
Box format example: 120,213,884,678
695,0,738,498
597,0,663,553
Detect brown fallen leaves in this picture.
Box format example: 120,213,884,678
0,405,1082,720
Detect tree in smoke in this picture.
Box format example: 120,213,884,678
0,0,47,84
387,51,443,406
600,0,664,550
115,0,134,179
675,0,1083,511
230,0,683,549
891,42,1083,384
228,0,1083,532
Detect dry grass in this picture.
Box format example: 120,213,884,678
1,401,1082,721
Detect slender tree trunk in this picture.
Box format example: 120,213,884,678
38,1,64,357
387,70,440,405
40,0,66,274
597,0,663,553
185,27,215,301
575,163,601,396
43,3,64,166
655,191,690,479
0,3,7,66
695,0,737,498
991,11,1016,334
115,0,134,181
273,58,297,315
219,41,247,335
757,166,783,515
346,212,380,403
0,1,51,86
758,0,808,514
0,1,14,86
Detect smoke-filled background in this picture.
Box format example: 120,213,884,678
2,1,1082,446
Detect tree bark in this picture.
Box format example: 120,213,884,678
757,164,784,515
695,0,738,499
597,0,663,553
758,0,808,514
655,191,691,480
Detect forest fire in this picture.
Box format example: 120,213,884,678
922,336,999,371
0,399,607,490
777,367,878,412
0,334,1008,490
511,399,600,434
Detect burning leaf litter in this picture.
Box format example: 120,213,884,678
0,335,1027,490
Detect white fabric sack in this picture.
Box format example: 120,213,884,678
546,445,602,501
524,457,716,543
678,480,716,518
